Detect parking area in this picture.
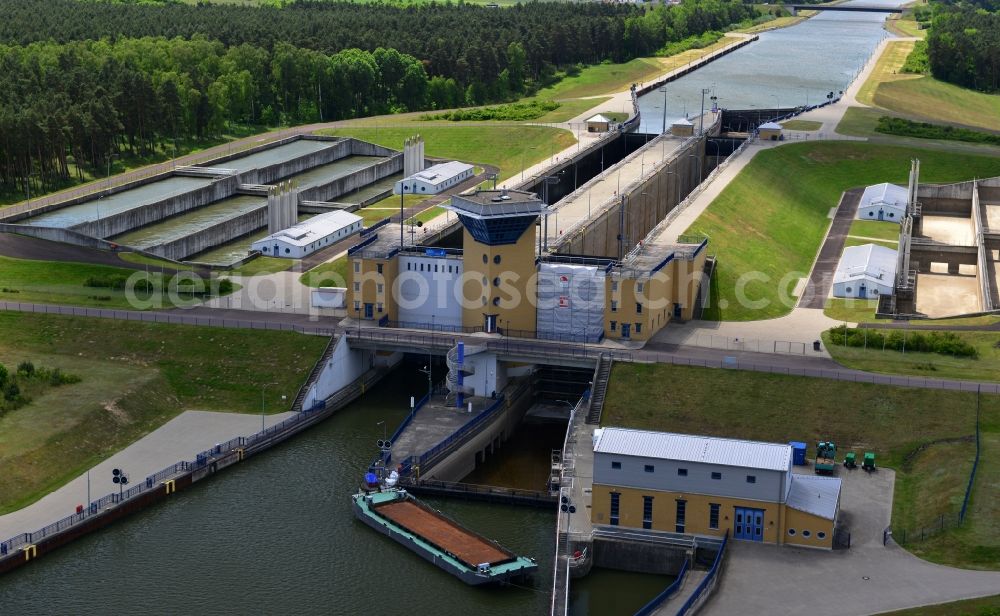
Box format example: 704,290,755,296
704,464,1000,616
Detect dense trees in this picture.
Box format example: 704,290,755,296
924,2,1000,92
0,0,759,197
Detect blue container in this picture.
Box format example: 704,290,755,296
789,442,807,466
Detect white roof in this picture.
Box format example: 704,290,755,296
860,182,908,211
787,474,841,520
256,210,361,248
586,114,613,123
407,161,473,185
834,243,897,287
594,428,792,471
673,117,693,126
759,122,782,130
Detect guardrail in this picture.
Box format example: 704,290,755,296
676,531,729,616
633,559,690,616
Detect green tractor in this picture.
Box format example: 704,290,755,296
844,451,857,469
863,451,876,473
815,441,837,474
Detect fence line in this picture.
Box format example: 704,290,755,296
633,559,690,616
961,386,982,522
676,531,729,616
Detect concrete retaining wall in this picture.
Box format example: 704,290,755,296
145,206,268,261
592,536,689,576
300,154,403,203
556,137,703,258
0,224,119,251
71,175,241,239
241,139,353,186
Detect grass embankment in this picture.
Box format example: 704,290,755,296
0,255,238,309
301,257,350,288
0,312,327,514
603,363,998,568
781,120,822,131
322,125,576,183
848,220,901,241
686,142,1000,321
844,39,1000,136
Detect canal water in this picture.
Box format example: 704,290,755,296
637,0,904,132
111,195,266,249
221,139,334,173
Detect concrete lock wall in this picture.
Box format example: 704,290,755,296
70,175,242,239
592,536,689,576
145,206,268,261
300,155,403,203
240,139,352,187
556,139,703,258
0,223,119,250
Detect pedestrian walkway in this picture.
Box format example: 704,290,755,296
0,410,295,541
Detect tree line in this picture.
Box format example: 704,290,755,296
924,0,1000,92
0,0,760,197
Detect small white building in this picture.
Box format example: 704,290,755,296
252,210,362,259
858,182,908,223
394,161,474,196
833,243,897,299
585,114,613,133
759,122,783,140
671,117,694,137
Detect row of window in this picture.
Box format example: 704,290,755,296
609,281,643,293
610,461,756,483
788,528,826,540
406,262,461,274
610,493,721,533
353,283,384,294
608,321,642,334
609,301,643,314
352,301,384,313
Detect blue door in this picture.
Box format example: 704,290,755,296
484,314,497,333
734,507,764,541
859,283,868,299
621,323,631,339
877,209,885,221
364,303,374,319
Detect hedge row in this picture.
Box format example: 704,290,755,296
828,326,978,358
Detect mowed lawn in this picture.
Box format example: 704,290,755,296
877,595,1000,616
603,363,997,568
0,312,327,513
686,142,1000,321
848,220,900,241
321,125,576,182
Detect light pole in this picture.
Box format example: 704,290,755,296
688,153,703,183
658,86,668,134
770,94,780,110
699,88,711,136
521,146,537,181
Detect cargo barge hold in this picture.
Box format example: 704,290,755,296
352,489,537,586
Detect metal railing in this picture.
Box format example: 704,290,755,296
676,531,729,616
633,559,690,616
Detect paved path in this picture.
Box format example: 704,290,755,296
0,410,295,541
799,187,865,309
0,233,205,275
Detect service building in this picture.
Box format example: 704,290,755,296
252,210,362,259
591,428,841,549
858,182,908,222
394,161,475,196
832,243,897,299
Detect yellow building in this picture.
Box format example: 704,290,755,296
759,121,784,141
347,188,708,343
591,428,841,550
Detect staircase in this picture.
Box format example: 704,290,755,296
291,334,339,412
445,343,484,401
586,354,613,425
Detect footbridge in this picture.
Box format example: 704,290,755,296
788,4,903,13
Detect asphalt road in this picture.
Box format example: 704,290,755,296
798,187,863,309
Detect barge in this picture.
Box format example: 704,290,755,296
352,489,538,585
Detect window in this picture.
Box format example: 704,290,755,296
407,263,412,271
610,492,620,526
711,472,722,480
675,500,686,533
493,277,501,287
262,247,268,252
610,321,617,331
376,283,383,294
354,262,360,273
493,255,501,264
353,301,360,311
377,303,383,313
636,303,643,314
610,300,618,312
448,266,453,273
709,503,720,529
637,282,644,293
420,263,424,272
642,496,654,530
889,213,895,218
635,323,642,334
483,254,488,264
788,528,796,536
611,281,619,292
353,283,360,292
644,465,654,473
285,248,290,254
802,530,811,538
846,286,852,293
677,468,688,477
377,264,383,274
868,211,874,217
817,531,826,540
611,461,621,470
492,297,500,306
746,475,757,484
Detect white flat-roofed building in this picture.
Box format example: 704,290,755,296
394,161,475,196
833,243,897,299
591,427,841,548
252,210,362,259
858,182,908,222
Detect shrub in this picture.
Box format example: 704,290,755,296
900,40,929,74
875,116,1000,146
217,279,234,295
3,381,20,402
827,326,978,358
0,363,7,387
420,100,559,122
16,361,34,377
84,275,129,289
